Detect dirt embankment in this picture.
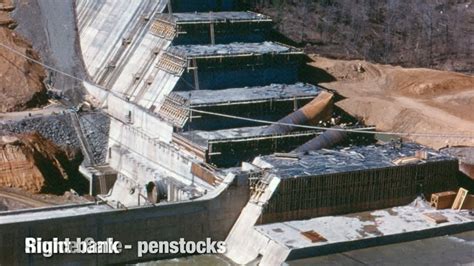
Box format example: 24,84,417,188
306,55,474,149
0,0,48,112
0,133,87,194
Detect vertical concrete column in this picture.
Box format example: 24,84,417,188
209,12,215,45
192,59,200,90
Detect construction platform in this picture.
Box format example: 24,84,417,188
254,199,474,265
163,42,303,91
157,11,271,25
152,11,272,45
172,83,321,107
168,83,323,131
173,127,321,167
257,142,455,177
168,41,301,58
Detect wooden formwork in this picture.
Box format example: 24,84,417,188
259,160,459,224
150,20,176,40
156,53,186,76
157,94,189,127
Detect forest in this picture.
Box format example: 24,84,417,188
251,0,473,73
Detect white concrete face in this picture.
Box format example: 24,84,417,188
108,119,193,181
83,82,174,141
77,0,165,79
77,0,178,112
224,176,281,264
76,1,203,205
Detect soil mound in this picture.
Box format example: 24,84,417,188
307,55,474,149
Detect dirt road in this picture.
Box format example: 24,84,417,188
0,188,51,210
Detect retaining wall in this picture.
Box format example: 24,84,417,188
0,175,249,265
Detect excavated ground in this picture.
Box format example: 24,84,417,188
306,55,474,149
0,133,88,195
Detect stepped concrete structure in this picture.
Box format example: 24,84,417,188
77,0,328,207
0,1,472,265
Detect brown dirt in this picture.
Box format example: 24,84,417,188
0,0,48,112
307,55,474,149
0,133,87,194
0,186,91,211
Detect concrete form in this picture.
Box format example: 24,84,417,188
254,142,459,223
153,11,272,45
173,83,322,131
175,127,322,167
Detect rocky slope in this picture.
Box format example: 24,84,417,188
306,55,474,149
0,0,48,112
0,133,87,194
255,0,473,73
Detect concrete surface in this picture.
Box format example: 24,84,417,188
288,231,474,266
13,0,88,103
0,173,250,265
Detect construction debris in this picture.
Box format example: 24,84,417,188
301,230,327,243
423,212,449,224
452,188,469,210
392,156,421,165
430,191,457,209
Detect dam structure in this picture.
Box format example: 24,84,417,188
0,1,472,265
77,0,331,207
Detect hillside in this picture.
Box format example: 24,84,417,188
0,0,47,112
254,0,473,73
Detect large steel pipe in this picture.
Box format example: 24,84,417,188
293,128,348,153
262,91,334,135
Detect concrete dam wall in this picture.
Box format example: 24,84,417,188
0,174,249,265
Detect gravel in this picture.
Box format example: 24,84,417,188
79,112,110,164
1,113,80,149
0,111,110,164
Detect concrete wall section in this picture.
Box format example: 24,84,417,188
82,82,174,142
173,23,271,45
77,0,165,80
177,63,300,91
105,32,170,96
0,174,249,265
108,119,193,181
134,69,181,110
76,0,175,112
186,98,314,131
260,160,460,224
